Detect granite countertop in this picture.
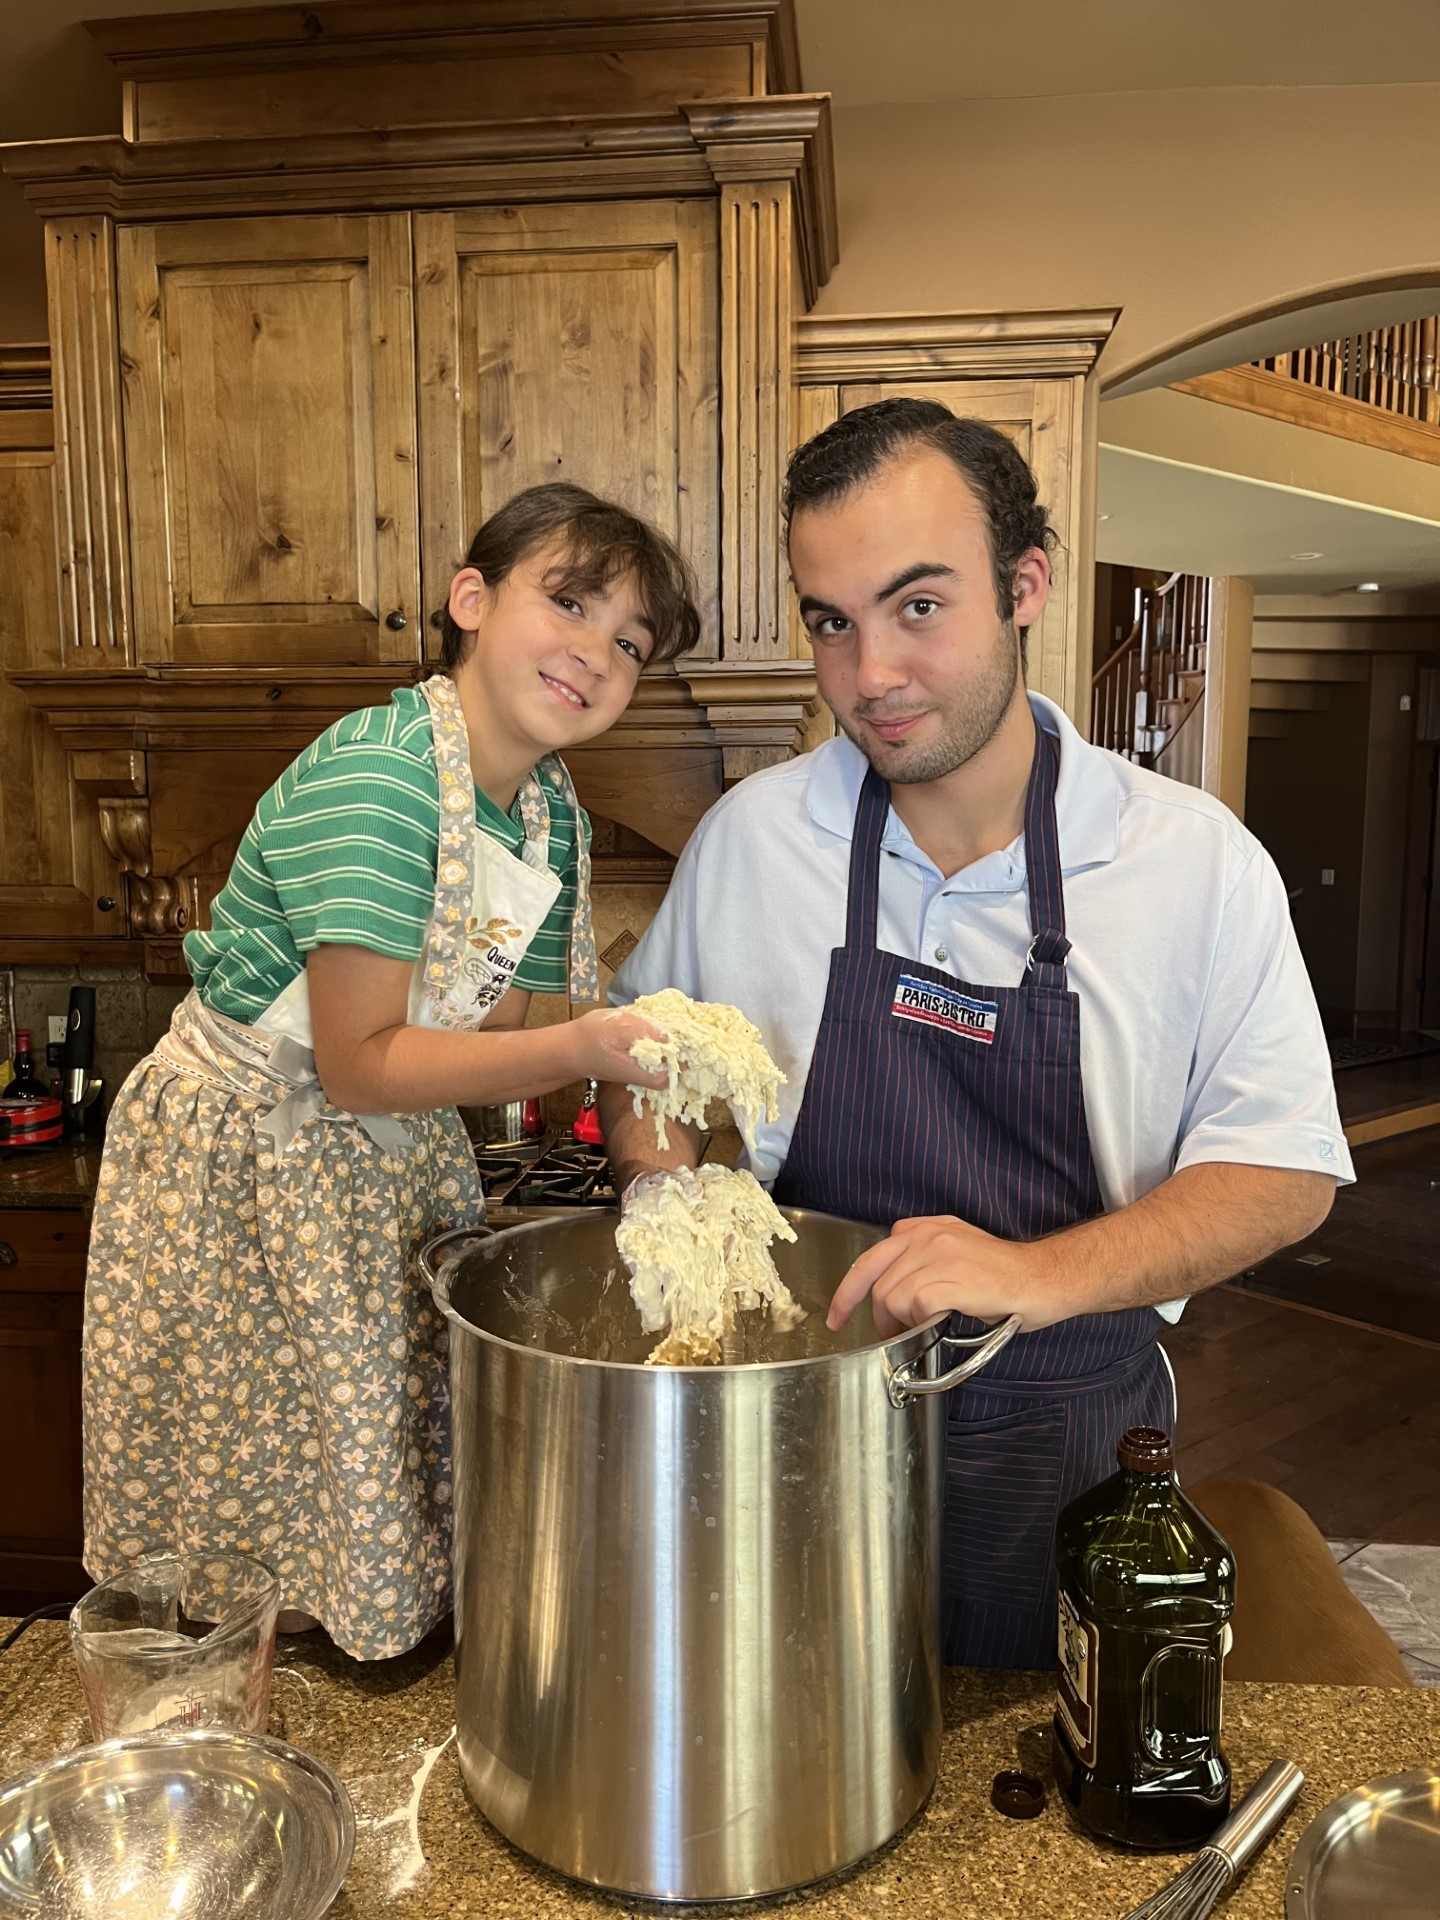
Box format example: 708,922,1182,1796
3,1620,1436,1918
0,1139,102,1209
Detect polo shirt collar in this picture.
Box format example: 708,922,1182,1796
805,692,1122,876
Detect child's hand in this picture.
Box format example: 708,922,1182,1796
568,1008,670,1089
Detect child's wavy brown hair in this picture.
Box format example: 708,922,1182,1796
434,483,701,670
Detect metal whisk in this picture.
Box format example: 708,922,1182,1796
1121,1760,1305,1919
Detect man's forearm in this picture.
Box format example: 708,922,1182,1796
832,1158,1338,1334
1031,1161,1336,1321
598,1080,702,1193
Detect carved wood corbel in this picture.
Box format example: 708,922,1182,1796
680,658,824,786
69,748,196,937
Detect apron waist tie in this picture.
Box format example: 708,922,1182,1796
153,990,414,1160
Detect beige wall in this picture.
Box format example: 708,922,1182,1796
1099,389,1440,523
818,86,1440,388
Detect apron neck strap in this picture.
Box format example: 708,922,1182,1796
845,767,891,948
420,675,599,1005
845,723,1072,988
1021,726,1071,987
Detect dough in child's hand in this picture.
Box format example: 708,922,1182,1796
626,989,784,1153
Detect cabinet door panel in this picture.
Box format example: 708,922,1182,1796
120,214,420,668
0,439,124,943
835,378,1080,719
418,202,719,657
0,1291,86,1599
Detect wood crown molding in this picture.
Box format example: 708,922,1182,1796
87,0,803,95
683,95,837,306
794,309,1120,383
10,662,799,751
0,345,50,409
1,96,834,246
1,116,716,219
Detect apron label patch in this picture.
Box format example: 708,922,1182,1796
891,974,999,1044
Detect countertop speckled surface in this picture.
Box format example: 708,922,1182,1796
0,1139,102,1208
2,1620,1436,1916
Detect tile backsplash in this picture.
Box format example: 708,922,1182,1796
5,880,669,1132
6,965,186,1103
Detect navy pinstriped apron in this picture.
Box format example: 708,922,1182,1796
772,727,1173,1669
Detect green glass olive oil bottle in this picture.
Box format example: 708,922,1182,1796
1052,1426,1235,1850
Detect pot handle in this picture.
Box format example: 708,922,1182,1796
418,1223,493,1308
886,1314,1022,1409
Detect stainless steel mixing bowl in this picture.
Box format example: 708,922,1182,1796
0,1726,354,1919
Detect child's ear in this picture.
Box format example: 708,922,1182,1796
448,566,488,634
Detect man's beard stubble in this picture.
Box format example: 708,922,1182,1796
837,620,1023,786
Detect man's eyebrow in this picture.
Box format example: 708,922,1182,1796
797,594,845,620
873,562,956,604
798,564,957,622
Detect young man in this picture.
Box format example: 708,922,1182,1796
601,400,1348,1669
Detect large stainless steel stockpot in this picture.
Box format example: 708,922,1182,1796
424,1209,1017,1902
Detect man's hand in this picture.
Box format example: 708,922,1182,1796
828,1215,1051,1337
827,1162,1336,1340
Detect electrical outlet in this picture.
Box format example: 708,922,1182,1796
48,1015,67,1047
1321,868,1335,887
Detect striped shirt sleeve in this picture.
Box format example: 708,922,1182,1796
261,741,440,962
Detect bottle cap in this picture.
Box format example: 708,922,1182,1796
14,1030,29,1051
1117,1426,1173,1471
990,1770,1046,1820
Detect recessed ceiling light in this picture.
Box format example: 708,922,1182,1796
1355,581,1382,593
1289,550,1323,560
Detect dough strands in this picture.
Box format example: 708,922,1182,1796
615,1165,802,1366
625,989,783,1153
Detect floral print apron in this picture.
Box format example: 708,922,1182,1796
82,675,596,1659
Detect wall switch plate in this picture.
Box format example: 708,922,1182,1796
48,1015,67,1047
1321,868,1335,886
1400,693,1413,711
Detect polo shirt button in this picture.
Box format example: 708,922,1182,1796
934,946,949,963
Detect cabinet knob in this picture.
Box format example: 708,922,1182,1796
0,1243,15,1267
385,609,408,632
97,897,117,913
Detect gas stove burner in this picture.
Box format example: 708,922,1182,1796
475,1137,616,1209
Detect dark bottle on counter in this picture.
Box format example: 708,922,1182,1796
1052,1425,1235,1851
3,1031,45,1101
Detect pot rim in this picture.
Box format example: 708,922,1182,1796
424,1210,951,1376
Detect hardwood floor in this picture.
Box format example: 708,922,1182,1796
1162,1284,1440,1544
1232,1126,1440,1343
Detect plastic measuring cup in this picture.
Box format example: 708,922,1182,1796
69,1552,281,1741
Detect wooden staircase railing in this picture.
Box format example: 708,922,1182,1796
1253,317,1438,424
1091,572,1211,768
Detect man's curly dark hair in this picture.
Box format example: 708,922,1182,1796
782,398,1059,659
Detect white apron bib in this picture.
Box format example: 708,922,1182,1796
158,672,597,1156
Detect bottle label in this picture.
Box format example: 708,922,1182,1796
1057,1588,1099,1767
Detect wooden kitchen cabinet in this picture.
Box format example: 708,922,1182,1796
792,314,1117,730
118,213,423,668
415,200,720,656
0,1208,91,1610
0,0,846,966
0,379,128,951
